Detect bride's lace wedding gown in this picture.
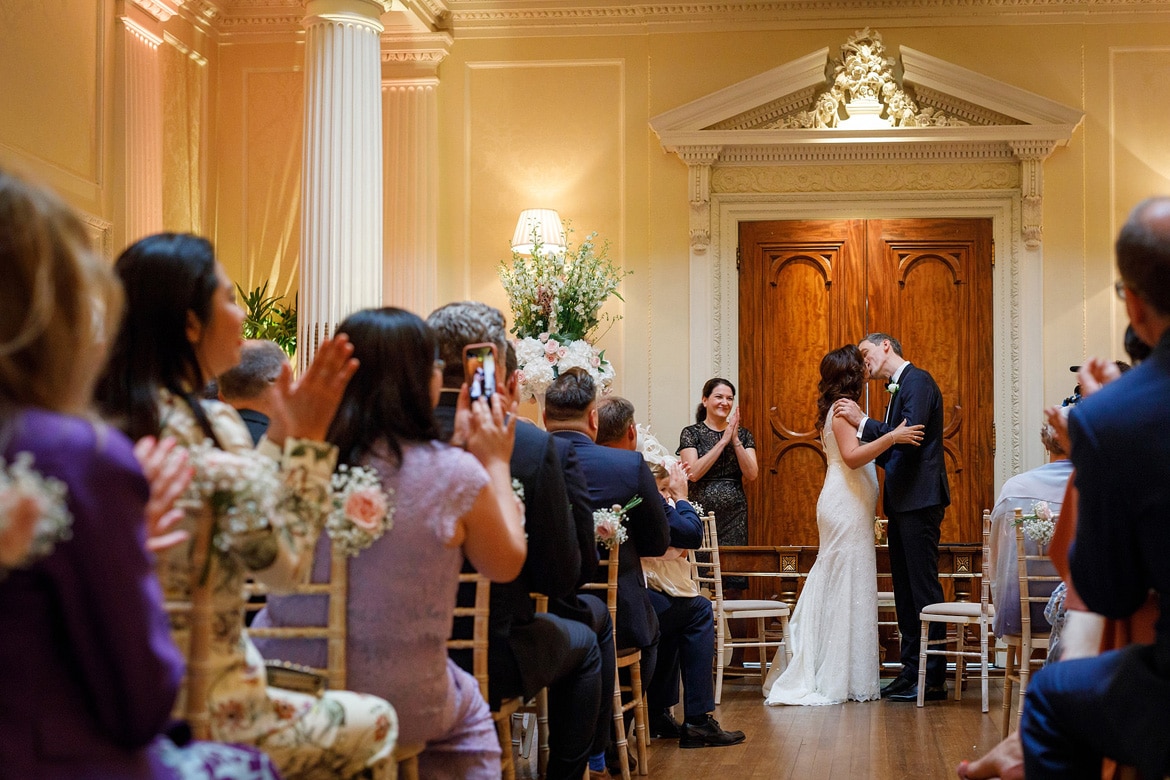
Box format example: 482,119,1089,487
764,411,880,706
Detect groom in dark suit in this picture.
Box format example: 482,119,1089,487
837,333,950,702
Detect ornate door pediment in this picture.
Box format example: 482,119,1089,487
649,29,1084,251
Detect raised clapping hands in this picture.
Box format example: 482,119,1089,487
265,335,360,446
1042,355,1123,455
133,435,194,553
665,460,690,502
721,407,742,446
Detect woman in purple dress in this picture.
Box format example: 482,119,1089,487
0,171,276,778
256,307,527,779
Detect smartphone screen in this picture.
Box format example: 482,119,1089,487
464,343,497,402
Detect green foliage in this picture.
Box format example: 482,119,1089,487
237,282,297,358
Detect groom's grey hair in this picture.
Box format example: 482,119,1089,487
863,332,903,357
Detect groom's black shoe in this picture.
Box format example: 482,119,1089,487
887,682,948,702
650,709,682,739
879,677,915,699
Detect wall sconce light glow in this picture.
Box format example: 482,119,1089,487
511,208,567,256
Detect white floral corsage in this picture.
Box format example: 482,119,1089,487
886,382,900,394
326,464,394,557
181,441,282,552
0,452,73,571
594,495,643,551
1014,500,1057,548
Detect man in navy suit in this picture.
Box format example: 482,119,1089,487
1020,197,1170,778
837,332,950,701
544,369,671,753
595,396,746,749
428,302,606,780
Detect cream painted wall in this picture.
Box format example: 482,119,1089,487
211,40,304,303
437,21,1170,456
2,8,1169,464
0,2,109,221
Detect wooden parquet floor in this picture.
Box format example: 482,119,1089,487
515,673,1009,779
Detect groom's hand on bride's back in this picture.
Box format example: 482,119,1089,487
833,398,864,426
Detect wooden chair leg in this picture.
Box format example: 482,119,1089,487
916,619,929,707
756,617,768,688
979,625,991,714
611,664,631,780
1001,643,1017,738
629,661,648,776
537,688,550,777
954,624,965,701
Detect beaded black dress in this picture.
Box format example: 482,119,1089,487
677,422,756,590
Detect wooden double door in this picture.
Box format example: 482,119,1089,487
738,218,995,547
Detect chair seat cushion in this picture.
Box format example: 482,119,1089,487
921,601,992,618
723,599,790,615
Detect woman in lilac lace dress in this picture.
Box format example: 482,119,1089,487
0,170,277,778
257,308,526,778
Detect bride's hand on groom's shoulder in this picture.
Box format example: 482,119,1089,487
832,398,863,426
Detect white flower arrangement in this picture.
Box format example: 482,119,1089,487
499,226,628,402
0,452,72,571
594,495,642,551
512,334,615,403
1014,500,1058,548
181,441,282,552
636,424,677,470
325,464,394,558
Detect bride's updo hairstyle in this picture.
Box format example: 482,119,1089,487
326,307,440,468
815,344,866,433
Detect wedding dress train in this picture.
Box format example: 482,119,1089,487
764,411,880,706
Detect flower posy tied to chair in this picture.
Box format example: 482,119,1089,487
1014,500,1058,548
594,495,643,551
499,223,629,402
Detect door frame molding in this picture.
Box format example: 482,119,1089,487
694,189,1041,495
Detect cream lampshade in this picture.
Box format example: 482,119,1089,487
510,208,567,256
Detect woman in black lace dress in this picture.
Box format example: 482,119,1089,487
677,377,758,595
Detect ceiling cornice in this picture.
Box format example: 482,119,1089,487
443,0,1170,37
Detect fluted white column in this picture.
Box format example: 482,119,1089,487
117,1,172,243
299,0,388,371
382,81,438,314
380,37,449,318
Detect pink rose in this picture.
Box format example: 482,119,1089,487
539,332,550,343
544,340,559,356
345,488,387,532
596,522,615,540
591,355,601,368
557,347,568,359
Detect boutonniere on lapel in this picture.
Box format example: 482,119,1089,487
885,382,900,395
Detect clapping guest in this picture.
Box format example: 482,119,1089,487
0,171,277,778
1019,197,1170,779
426,301,604,780
94,233,396,778
256,307,526,779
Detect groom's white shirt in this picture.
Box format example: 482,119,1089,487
855,361,911,438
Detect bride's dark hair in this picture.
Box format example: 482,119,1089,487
815,344,866,434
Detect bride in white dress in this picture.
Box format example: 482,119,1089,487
765,345,924,706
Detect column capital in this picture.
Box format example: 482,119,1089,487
304,0,392,30
122,0,180,23
381,31,452,82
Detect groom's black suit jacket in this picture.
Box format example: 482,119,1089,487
861,363,950,514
